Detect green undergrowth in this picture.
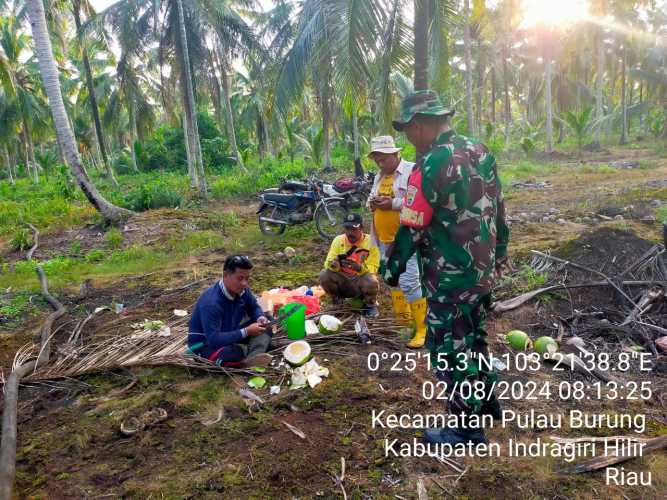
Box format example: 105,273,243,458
656,205,667,222
0,229,228,292
0,291,44,327
0,192,95,238
498,159,629,188
497,264,548,296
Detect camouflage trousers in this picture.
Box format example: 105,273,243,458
426,296,497,416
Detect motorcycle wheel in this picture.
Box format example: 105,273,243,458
258,206,287,236
314,200,349,240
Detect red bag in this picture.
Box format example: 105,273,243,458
334,177,357,192
400,165,433,229
287,295,321,315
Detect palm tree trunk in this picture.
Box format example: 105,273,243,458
218,50,247,172
322,82,332,169
639,81,644,133
257,118,266,160
129,100,139,172
490,64,496,124
503,44,511,145
72,0,118,187
28,132,39,182
464,0,475,135
261,110,272,157
413,0,428,91
21,122,38,183
627,79,634,137
545,52,554,153
352,104,362,176
25,0,132,223
210,70,224,128
594,30,604,148
619,45,628,145
3,145,14,185
475,41,483,132
175,0,207,197
183,112,197,187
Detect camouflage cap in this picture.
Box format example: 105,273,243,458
392,90,454,131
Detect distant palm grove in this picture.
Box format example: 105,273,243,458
1,0,666,222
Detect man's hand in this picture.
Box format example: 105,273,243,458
245,322,267,337
256,316,269,327
341,258,362,272
373,196,393,210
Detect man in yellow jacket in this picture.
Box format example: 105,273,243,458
320,213,380,317
367,136,427,347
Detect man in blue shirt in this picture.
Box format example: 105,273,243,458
188,255,272,367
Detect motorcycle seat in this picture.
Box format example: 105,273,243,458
280,180,310,192
263,192,297,204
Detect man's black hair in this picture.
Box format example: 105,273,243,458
223,255,253,273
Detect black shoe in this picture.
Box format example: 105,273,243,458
331,296,344,306
481,396,502,420
424,427,488,446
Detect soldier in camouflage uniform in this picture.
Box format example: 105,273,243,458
381,90,510,446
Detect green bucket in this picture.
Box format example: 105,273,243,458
280,302,306,340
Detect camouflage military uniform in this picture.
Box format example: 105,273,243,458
382,129,509,416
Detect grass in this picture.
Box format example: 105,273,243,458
656,205,667,223
0,229,227,293
0,291,42,327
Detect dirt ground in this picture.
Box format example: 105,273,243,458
2,147,667,499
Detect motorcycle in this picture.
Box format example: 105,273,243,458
319,172,373,209
257,177,349,239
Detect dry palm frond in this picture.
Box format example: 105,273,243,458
21,312,405,382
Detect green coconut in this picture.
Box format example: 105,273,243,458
534,336,559,355
319,314,343,334
283,340,312,366
506,330,531,350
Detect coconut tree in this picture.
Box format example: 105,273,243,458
413,0,457,91
496,0,521,144
463,0,475,134
25,0,132,221
375,0,412,132
71,0,118,185
0,16,49,182
207,0,265,171
632,45,667,141
0,92,20,183
275,0,385,169
413,0,428,90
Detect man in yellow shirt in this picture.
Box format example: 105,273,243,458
320,213,380,317
367,135,426,348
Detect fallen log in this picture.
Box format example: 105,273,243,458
25,224,39,261
0,261,65,499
